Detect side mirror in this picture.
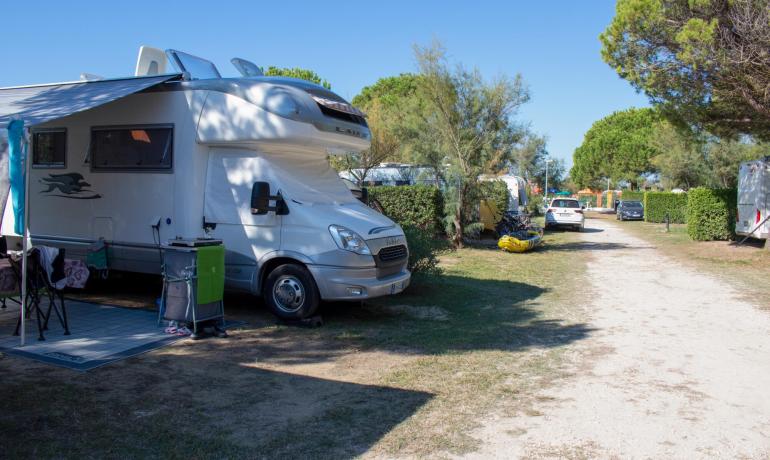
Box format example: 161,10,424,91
250,182,271,215
360,187,369,204
581,205,586,210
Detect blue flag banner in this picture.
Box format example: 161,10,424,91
7,119,25,235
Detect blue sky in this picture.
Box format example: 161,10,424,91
1,0,648,169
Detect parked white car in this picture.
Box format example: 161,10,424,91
545,198,585,231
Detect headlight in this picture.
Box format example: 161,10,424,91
328,225,371,255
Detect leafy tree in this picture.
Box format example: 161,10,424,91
263,66,331,89
352,74,421,110
705,139,765,188
353,73,450,183
649,123,766,189
414,42,529,247
511,133,548,181
532,157,566,191
601,0,770,139
329,99,399,185
571,108,659,189
650,122,708,190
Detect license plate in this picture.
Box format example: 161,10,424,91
559,213,570,217
390,281,405,294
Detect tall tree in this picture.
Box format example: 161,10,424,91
650,122,708,189
601,0,770,139
263,66,331,89
330,99,399,185
571,108,660,189
532,157,567,191
511,133,549,181
414,42,529,247
705,139,765,188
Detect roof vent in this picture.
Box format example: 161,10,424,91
231,58,263,77
135,46,168,76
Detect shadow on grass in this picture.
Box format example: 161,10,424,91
542,241,634,252
220,274,595,367
0,351,432,459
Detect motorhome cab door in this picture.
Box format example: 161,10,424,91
203,149,282,290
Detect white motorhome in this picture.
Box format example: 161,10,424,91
0,47,410,319
737,157,770,240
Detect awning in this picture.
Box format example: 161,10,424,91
0,73,182,128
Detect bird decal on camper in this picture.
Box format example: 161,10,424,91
39,173,102,199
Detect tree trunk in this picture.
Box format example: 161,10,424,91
453,185,465,248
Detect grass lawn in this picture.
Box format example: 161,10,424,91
589,212,770,309
0,227,593,459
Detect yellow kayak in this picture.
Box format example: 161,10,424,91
497,231,543,253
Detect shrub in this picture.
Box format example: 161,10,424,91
527,193,545,216
621,190,644,202
403,225,446,276
686,187,737,241
644,192,688,223
480,180,510,218
369,185,444,233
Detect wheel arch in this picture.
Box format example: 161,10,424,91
256,251,313,293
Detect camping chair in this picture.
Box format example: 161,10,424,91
13,247,70,340
0,236,21,310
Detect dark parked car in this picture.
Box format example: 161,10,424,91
616,200,644,221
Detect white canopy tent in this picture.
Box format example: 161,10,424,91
0,74,182,345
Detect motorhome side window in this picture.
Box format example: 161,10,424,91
32,129,66,168
90,125,172,171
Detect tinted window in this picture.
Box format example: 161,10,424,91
32,129,66,168
552,199,580,208
91,126,172,171
623,201,643,208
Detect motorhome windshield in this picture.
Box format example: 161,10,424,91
266,152,357,205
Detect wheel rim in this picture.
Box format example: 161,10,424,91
272,275,305,314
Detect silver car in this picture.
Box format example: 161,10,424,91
545,198,585,231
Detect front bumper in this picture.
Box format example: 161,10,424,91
307,265,411,301
620,213,643,220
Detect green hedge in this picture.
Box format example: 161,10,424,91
369,185,444,232
644,192,688,223
621,190,644,202
686,188,737,241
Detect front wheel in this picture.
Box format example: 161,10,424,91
263,264,320,320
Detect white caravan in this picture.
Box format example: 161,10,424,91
0,48,410,319
737,157,770,240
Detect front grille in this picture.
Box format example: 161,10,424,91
378,245,407,262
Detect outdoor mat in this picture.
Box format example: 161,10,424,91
0,299,244,371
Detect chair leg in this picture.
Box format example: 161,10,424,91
13,300,32,336
35,300,45,341
41,291,54,331
58,292,70,335
42,290,70,336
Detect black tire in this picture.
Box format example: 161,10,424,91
263,264,320,320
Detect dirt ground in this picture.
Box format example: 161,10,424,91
468,217,770,459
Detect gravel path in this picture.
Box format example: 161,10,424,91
468,218,770,459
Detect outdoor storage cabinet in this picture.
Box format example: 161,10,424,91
161,240,225,332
